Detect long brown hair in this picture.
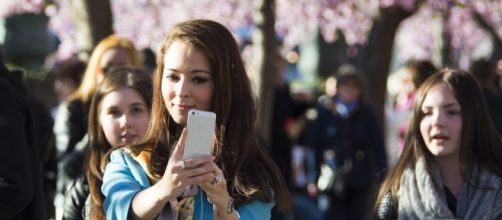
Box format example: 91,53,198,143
133,19,292,211
86,67,152,219
69,35,141,104
375,68,502,211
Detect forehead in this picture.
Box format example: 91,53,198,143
100,88,145,108
163,41,209,69
100,47,131,66
421,83,458,106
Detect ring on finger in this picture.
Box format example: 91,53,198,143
182,160,187,169
212,175,222,185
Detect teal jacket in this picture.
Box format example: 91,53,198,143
102,149,275,220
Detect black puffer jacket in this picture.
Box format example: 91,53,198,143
62,177,90,220
0,63,47,220
375,192,397,220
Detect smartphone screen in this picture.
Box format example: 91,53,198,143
183,109,216,160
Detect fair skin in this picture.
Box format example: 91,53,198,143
161,41,214,125
324,76,337,98
419,83,464,196
130,41,237,220
99,88,150,147
338,82,361,103
97,47,133,82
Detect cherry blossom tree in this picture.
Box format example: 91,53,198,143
3,0,502,141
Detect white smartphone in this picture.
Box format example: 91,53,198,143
183,109,216,160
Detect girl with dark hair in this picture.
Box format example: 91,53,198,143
101,19,292,220
54,35,141,218
62,67,152,220
376,68,502,219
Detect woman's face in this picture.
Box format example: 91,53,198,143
337,81,361,103
98,47,133,82
419,83,462,159
99,88,150,147
161,41,214,126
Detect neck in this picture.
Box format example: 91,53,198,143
436,156,464,197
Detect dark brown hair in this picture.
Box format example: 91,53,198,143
86,67,152,219
134,19,292,211
375,68,502,212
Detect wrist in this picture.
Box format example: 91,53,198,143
214,195,235,215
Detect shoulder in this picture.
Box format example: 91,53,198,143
376,191,397,220
236,198,275,220
108,148,141,168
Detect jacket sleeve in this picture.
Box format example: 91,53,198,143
236,199,275,220
62,177,88,220
196,189,275,220
102,149,150,220
54,100,87,161
375,192,397,220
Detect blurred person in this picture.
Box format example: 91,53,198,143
308,64,387,220
385,60,436,166
51,57,86,119
53,34,140,219
1,59,47,219
375,69,502,219
269,51,312,220
140,47,157,75
62,67,152,220
101,19,292,219
53,57,86,104
470,58,502,136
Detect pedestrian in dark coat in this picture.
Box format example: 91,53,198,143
0,62,47,220
309,65,387,220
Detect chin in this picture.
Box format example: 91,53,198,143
171,116,187,126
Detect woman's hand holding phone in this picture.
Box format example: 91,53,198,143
158,128,215,200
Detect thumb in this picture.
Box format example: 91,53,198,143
171,128,187,160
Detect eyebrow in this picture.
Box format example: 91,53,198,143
130,102,146,107
165,68,211,74
104,102,146,109
421,102,460,109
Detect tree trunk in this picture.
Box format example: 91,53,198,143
253,0,276,147
441,7,454,67
69,0,113,60
360,5,414,126
473,12,502,62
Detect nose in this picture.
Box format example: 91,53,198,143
119,113,132,128
175,77,190,97
431,110,446,127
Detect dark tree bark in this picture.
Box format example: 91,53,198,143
441,6,454,67
253,0,276,146
69,0,113,60
473,12,502,62
358,5,415,125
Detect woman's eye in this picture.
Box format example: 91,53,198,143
165,74,179,81
108,109,122,118
131,107,145,114
421,110,431,116
192,76,210,84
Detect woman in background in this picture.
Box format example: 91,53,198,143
53,35,140,218
63,67,152,220
376,69,502,219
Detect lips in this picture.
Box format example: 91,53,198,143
431,133,449,143
172,103,194,112
121,133,138,144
